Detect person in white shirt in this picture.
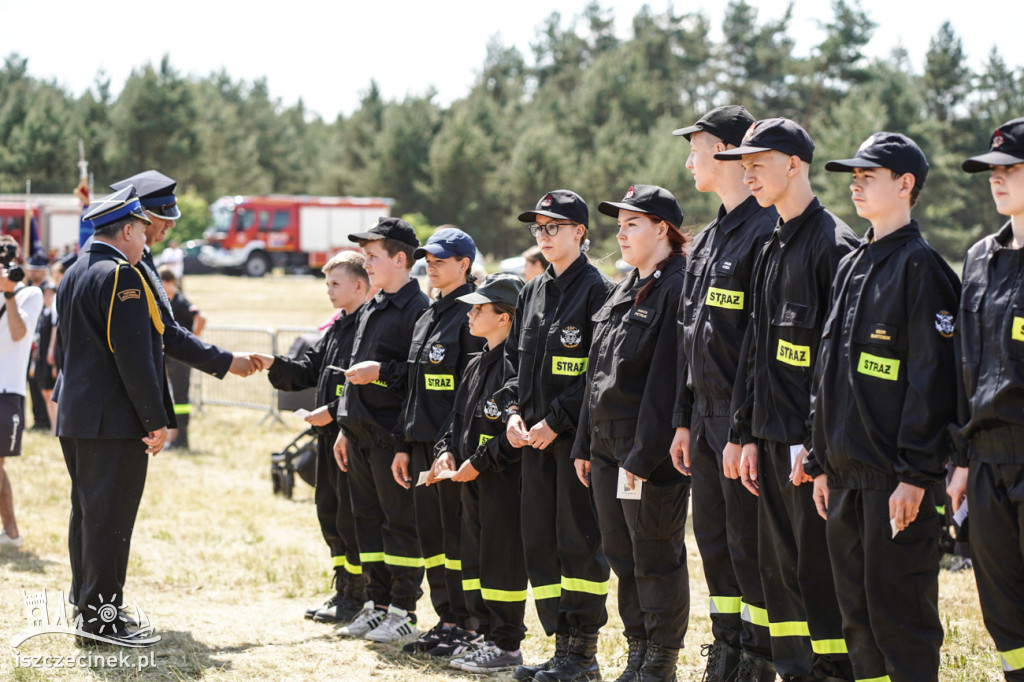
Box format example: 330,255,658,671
158,239,185,281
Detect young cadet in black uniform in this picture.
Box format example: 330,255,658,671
948,118,1024,682
572,185,690,682
157,267,203,450
55,187,174,641
811,133,959,682
392,227,484,657
333,218,430,643
669,106,777,682
253,252,370,624
428,273,528,674
715,119,858,682
497,190,613,682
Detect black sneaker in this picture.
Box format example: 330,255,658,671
402,621,448,653
427,628,481,658
306,593,341,621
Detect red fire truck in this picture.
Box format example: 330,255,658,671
199,195,393,277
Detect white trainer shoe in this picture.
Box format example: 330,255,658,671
364,605,419,643
335,601,386,638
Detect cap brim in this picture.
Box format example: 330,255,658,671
517,209,575,223
598,201,655,218
456,291,496,305
713,145,774,160
132,209,153,226
824,157,885,173
413,243,459,260
962,151,1024,173
348,231,384,243
672,124,700,139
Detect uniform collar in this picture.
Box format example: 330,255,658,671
480,340,506,367
432,281,475,312
373,278,422,310
539,253,589,291
862,221,921,263
776,196,825,247
993,220,1017,249
88,240,129,261
718,195,766,235
613,253,685,306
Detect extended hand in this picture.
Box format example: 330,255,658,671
229,353,258,377
249,353,275,371
344,361,381,385
305,405,333,427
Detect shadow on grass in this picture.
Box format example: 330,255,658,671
0,548,59,574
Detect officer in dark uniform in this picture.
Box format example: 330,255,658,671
670,106,777,682
573,184,690,682
715,119,858,682
949,117,1024,682
497,190,612,682
812,133,959,682
55,186,174,640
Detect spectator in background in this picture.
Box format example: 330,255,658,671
520,246,548,282
24,254,51,432
32,282,58,433
158,266,205,451
159,239,185,281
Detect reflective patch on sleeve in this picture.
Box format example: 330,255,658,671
776,339,810,367
117,289,141,302
857,352,900,381
479,434,493,447
1013,316,1024,342
371,379,388,388
551,356,587,376
424,374,454,391
705,287,744,310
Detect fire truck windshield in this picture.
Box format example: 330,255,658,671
209,204,234,236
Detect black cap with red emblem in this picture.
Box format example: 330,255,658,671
963,118,1024,172
598,184,684,229
518,190,589,227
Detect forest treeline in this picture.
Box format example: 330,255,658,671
1,0,1022,260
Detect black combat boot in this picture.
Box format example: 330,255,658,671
514,631,572,680
701,640,742,682
636,643,679,682
613,636,648,682
734,651,777,682
535,630,601,681
306,571,346,621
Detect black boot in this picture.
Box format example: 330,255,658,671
329,572,365,622
636,644,679,682
734,651,777,682
535,630,601,682
177,414,190,451
514,632,572,681
613,636,648,682
700,640,741,682
306,571,345,620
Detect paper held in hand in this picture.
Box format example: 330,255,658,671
292,408,311,419
416,469,457,487
617,467,642,500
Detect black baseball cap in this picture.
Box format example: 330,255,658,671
414,226,476,261
598,184,684,228
963,118,1024,173
518,190,589,227
110,170,181,220
457,273,524,308
714,117,815,163
348,217,419,248
672,105,755,147
825,132,929,189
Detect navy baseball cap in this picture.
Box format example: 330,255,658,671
825,132,929,189
414,227,476,261
83,187,152,230
518,190,589,227
714,118,815,163
963,118,1024,173
110,170,181,220
598,184,684,229
26,254,50,270
457,273,524,308
672,105,755,147
348,217,420,248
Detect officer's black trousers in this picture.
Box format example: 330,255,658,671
826,486,942,682
410,442,467,626
460,460,528,651
61,437,147,630
166,358,191,447
521,440,609,636
691,412,770,659
968,460,1024,681
757,439,850,679
346,434,423,612
590,440,690,648
315,427,360,580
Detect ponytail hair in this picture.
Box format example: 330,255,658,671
635,222,690,307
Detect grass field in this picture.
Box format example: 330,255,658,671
0,274,1004,681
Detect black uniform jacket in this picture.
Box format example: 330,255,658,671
399,283,484,449
140,248,232,378
497,254,613,439
730,197,859,447
268,309,358,436
55,241,173,438
674,197,776,427
436,342,521,473
953,222,1024,465
811,222,961,490
572,255,686,485
337,279,429,448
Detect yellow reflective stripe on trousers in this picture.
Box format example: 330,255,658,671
481,586,529,602
856,676,891,682
741,602,769,627
444,557,462,571
463,578,481,592
423,553,445,569
173,403,192,415
385,553,426,568
532,583,562,600
1001,645,1024,671
560,576,609,595
359,551,385,563
768,621,810,638
812,638,848,655
709,596,742,615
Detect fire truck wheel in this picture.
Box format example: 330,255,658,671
245,252,271,277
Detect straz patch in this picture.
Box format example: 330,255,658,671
484,399,501,420
706,287,744,310
479,434,494,447
935,311,955,338
857,352,900,381
552,356,587,376
335,384,344,396
1012,316,1024,342
424,374,454,391
428,343,446,364
560,325,582,349
776,339,810,368
117,289,141,302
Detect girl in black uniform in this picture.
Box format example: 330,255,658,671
572,185,690,682
950,117,1024,682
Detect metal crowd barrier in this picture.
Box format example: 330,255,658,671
190,325,320,424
